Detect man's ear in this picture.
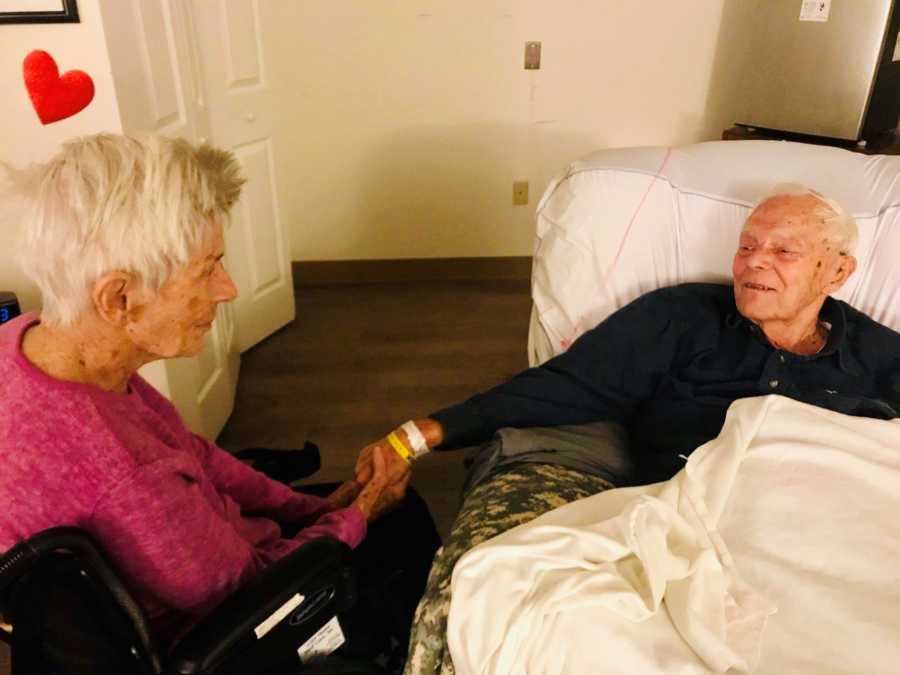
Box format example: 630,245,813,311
91,271,140,327
825,255,857,294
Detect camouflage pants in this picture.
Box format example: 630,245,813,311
403,462,613,675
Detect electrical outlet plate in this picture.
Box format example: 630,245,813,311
524,42,541,70
513,181,529,205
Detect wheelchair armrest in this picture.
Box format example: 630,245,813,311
170,537,356,675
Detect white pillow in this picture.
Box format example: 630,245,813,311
530,140,900,365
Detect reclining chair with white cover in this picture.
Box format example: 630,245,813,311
406,139,900,675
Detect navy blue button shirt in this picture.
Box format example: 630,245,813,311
432,283,900,484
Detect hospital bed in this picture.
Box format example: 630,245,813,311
405,140,900,675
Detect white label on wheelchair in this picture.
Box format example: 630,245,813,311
254,593,305,639
297,616,346,663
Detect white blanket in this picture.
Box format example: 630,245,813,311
447,396,900,675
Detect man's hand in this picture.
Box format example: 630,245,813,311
354,419,444,485
355,436,411,486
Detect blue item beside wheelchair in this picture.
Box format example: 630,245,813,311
0,292,21,325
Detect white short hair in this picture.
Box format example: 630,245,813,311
5,134,245,326
751,183,858,256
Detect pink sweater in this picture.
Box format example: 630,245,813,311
0,313,366,638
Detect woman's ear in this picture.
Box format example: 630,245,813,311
91,271,139,327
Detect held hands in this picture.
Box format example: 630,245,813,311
350,420,441,521
349,447,408,522
369,454,410,521
323,480,361,512
326,429,416,523
354,419,440,485
355,435,412,486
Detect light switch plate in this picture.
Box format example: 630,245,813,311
524,42,541,70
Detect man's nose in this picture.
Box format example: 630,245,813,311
744,248,772,269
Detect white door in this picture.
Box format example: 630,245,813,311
99,0,240,438
188,0,296,352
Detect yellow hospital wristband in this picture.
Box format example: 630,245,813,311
387,431,413,464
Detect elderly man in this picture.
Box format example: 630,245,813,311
357,185,900,488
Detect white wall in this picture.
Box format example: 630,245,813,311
0,1,752,272
0,0,121,312
252,0,742,261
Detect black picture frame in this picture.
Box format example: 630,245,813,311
0,0,79,24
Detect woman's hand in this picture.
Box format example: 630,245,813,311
324,480,361,511
351,447,391,522
369,466,410,521
327,446,410,522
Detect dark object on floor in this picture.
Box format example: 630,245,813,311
236,442,322,483
0,527,383,675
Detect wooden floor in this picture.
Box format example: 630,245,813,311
218,278,533,538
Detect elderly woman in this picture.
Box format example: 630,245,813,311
0,134,439,667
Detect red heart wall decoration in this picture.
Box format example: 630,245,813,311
23,50,95,125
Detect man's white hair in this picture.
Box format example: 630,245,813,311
5,133,245,326
752,183,858,256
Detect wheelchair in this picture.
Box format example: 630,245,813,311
0,446,387,675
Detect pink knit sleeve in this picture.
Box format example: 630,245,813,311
187,433,330,523
90,459,270,614
127,378,366,550
189,434,367,548
288,507,367,550
133,376,332,524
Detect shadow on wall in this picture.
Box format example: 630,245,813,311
351,122,595,259
702,0,760,140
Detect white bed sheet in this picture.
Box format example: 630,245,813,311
447,396,900,675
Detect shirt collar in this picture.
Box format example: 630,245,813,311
728,295,861,376
819,297,862,376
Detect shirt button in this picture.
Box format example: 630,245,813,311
778,354,785,363
769,379,779,388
